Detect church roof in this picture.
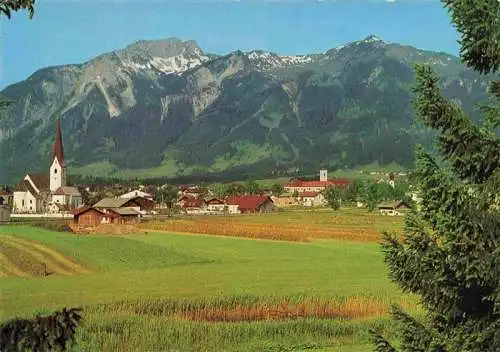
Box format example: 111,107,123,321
52,119,64,167
13,180,39,198
27,173,50,191
53,186,81,196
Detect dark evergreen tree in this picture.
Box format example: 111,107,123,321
372,0,500,351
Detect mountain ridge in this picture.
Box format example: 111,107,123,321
0,35,492,184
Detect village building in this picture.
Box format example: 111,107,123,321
205,198,226,213
119,189,153,200
72,206,140,228
182,198,208,215
12,120,82,214
377,200,411,216
284,170,351,193
177,195,194,208
93,196,155,214
271,194,299,208
0,188,13,209
73,207,116,227
226,195,276,214
178,185,211,199
298,192,326,207
50,186,83,212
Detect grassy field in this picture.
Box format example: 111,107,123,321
0,210,413,351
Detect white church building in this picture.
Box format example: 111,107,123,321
13,120,83,214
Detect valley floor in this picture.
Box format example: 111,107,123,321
0,210,416,351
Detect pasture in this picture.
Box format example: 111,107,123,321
0,210,413,351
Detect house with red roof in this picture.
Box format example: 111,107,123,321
225,195,276,214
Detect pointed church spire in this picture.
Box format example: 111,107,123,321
52,119,64,167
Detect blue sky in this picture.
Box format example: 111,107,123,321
1,0,460,89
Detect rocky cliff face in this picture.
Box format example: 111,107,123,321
0,36,492,183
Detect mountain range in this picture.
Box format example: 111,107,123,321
0,35,493,184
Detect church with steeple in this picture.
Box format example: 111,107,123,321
12,120,82,214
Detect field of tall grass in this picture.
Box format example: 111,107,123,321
0,210,412,351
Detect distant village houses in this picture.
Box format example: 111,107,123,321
119,189,153,200
284,170,351,193
377,200,411,216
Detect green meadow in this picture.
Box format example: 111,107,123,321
0,221,415,351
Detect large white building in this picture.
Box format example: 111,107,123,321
13,120,83,213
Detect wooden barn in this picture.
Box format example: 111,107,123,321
72,207,116,228
72,206,140,228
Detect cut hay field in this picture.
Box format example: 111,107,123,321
0,210,413,351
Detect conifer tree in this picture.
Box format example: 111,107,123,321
372,0,500,351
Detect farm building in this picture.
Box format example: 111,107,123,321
182,198,208,215
271,195,299,208
107,208,141,223
377,200,411,216
72,207,116,227
298,192,326,207
226,195,276,214
206,198,226,213
72,206,141,228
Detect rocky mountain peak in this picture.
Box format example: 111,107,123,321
110,37,209,75
120,37,203,58
362,35,385,43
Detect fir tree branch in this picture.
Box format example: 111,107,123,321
441,0,500,74
391,306,439,352
370,330,398,352
0,0,35,19
413,65,500,183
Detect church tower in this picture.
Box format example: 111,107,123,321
50,119,66,192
